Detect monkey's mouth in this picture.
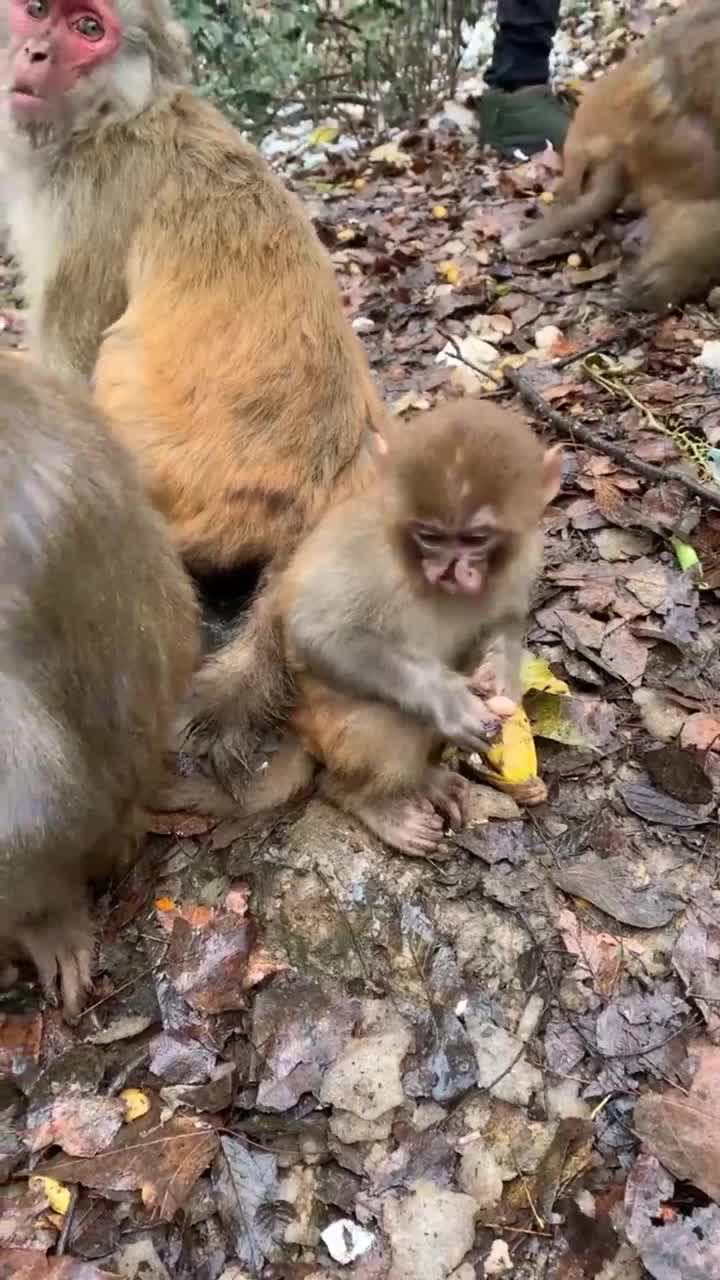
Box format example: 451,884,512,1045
9,85,51,124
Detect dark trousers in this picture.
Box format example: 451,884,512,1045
485,0,561,91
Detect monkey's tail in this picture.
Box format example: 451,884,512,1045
180,583,296,800
503,159,625,251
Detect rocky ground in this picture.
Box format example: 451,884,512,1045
4,2,720,1278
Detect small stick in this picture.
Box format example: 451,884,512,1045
437,330,720,509
504,364,720,510
55,1185,79,1256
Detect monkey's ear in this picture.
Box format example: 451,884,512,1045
541,445,564,504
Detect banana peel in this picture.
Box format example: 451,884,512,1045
471,653,570,805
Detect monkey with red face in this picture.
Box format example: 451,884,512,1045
211,400,562,857
0,0,384,798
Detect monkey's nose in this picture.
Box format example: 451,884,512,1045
25,43,49,62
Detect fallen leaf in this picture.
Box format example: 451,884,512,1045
27,1096,125,1157
625,1153,720,1280
145,812,216,837
165,908,256,1013
600,624,648,684
369,141,412,170
619,779,713,828
635,1040,720,1202
520,653,570,696
0,1014,42,1075
557,908,643,996
673,920,720,1042
40,1114,218,1219
552,855,680,928
213,1136,286,1270
641,744,713,805
672,537,701,572
526,692,617,751
681,712,720,753
308,125,339,146
595,529,654,562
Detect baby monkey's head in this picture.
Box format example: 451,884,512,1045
377,399,563,597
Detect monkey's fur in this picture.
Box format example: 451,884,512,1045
1,0,385,795
504,0,720,311
166,402,561,855
0,355,198,1015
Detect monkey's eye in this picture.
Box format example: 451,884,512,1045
461,530,494,548
413,527,446,549
25,0,48,18
72,12,104,38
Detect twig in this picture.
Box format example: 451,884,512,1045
514,1157,546,1232
482,1222,553,1238
54,1185,79,1256
504,364,720,510
438,329,720,508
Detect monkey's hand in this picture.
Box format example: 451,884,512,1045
431,678,516,753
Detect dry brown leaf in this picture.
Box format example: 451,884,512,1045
41,1114,218,1220
635,1040,720,1202
27,1096,124,1156
145,811,217,837
681,713,720,754
557,907,644,996
0,1014,42,1075
600,624,648,684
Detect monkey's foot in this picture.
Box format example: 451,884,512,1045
178,699,281,803
19,921,94,1022
426,767,469,830
350,794,446,858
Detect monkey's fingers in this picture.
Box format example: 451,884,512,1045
20,918,94,1021
486,695,518,718
58,944,94,1022
426,767,469,830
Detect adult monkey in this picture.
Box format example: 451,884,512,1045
1,0,385,793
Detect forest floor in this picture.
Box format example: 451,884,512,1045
4,3,720,1279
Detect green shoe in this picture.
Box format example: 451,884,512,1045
477,85,572,157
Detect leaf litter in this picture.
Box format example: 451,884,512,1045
6,3,720,1277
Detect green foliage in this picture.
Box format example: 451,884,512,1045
174,0,482,134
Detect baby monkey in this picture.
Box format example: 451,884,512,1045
0,357,198,1016
251,400,562,857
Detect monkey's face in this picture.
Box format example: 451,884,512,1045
408,510,510,597
7,0,132,135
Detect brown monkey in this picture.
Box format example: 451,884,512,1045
197,400,560,857
0,0,385,793
0,354,198,1016
503,0,720,312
